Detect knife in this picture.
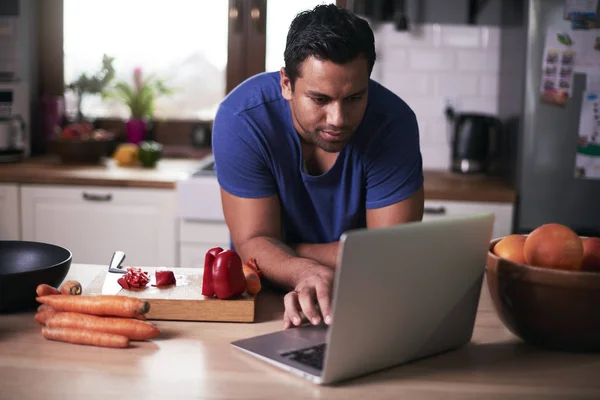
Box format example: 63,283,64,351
101,251,127,295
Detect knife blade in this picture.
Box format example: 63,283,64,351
101,251,127,295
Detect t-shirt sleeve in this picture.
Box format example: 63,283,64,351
364,109,424,209
211,104,278,198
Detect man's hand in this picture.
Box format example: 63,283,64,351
283,263,334,329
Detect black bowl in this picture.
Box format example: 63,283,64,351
0,241,72,312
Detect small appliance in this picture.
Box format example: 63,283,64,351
0,81,30,162
446,106,503,174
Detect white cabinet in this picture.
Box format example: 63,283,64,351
0,183,20,240
21,184,177,267
178,220,230,268
423,199,514,239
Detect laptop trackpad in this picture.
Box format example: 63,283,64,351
283,323,328,344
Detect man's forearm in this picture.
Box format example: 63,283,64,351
291,241,340,269
236,236,324,290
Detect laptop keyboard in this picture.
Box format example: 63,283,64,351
280,343,326,370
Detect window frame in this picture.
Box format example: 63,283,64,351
36,0,346,150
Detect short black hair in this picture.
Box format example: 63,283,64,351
283,4,376,88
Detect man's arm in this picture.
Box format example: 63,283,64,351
220,188,334,327
291,185,424,267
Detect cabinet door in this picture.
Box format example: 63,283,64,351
0,183,20,240
21,184,177,267
178,220,230,268
423,200,514,239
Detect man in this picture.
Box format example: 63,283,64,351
212,4,424,330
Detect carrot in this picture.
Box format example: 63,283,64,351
36,284,61,297
59,280,82,295
243,263,261,295
34,304,57,325
41,326,129,348
36,295,150,318
46,312,160,340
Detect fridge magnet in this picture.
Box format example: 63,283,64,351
540,30,576,107
564,0,599,29
575,78,600,179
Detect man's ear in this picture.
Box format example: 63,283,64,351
280,67,293,101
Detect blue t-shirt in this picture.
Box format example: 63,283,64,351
212,71,423,245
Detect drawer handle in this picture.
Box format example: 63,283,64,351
82,192,112,202
424,206,447,215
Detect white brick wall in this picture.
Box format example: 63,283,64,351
372,23,501,169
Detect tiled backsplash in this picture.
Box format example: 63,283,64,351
371,23,501,169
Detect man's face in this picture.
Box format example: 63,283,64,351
281,56,369,153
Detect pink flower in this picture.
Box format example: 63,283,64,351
133,67,143,92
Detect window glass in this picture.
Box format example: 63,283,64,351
63,0,228,120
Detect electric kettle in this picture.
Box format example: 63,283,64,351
0,114,26,162
445,107,503,174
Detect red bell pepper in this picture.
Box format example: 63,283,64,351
202,247,223,297
211,250,247,300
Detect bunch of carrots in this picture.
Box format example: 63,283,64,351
35,280,159,349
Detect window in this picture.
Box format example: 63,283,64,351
63,0,229,121
40,0,345,131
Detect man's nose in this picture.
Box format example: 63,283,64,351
326,102,345,128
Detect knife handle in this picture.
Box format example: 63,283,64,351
108,251,127,273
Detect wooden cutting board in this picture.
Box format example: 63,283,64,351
84,267,256,322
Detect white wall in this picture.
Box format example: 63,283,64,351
371,23,501,170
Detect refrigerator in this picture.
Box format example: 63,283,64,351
497,0,600,236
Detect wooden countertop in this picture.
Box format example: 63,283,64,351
0,155,202,189
1,264,599,399
0,156,516,202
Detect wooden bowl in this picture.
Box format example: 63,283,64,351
50,138,116,164
486,237,600,352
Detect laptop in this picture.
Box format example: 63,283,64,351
231,213,495,385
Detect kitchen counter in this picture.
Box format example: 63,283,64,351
1,264,599,399
0,156,516,202
0,264,600,400
0,155,202,189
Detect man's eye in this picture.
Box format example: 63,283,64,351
348,96,362,101
312,97,328,104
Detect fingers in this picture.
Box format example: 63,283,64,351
315,280,332,325
297,287,321,325
283,291,302,329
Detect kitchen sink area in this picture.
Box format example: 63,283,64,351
176,153,224,222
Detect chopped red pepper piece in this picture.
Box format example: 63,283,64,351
117,276,130,289
153,270,176,287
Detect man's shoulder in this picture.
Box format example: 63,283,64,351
219,71,283,116
366,79,415,121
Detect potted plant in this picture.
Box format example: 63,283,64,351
65,54,115,122
103,67,173,144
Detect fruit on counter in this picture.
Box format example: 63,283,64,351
55,121,114,141
493,234,527,264
153,269,176,287
138,140,163,168
523,223,584,270
112,143,139,167
46,311,160,341
243,258,262,295
59,280,82,295
202,247,223,297
582,237,600,271
202,248,248,300
36,294,150,318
